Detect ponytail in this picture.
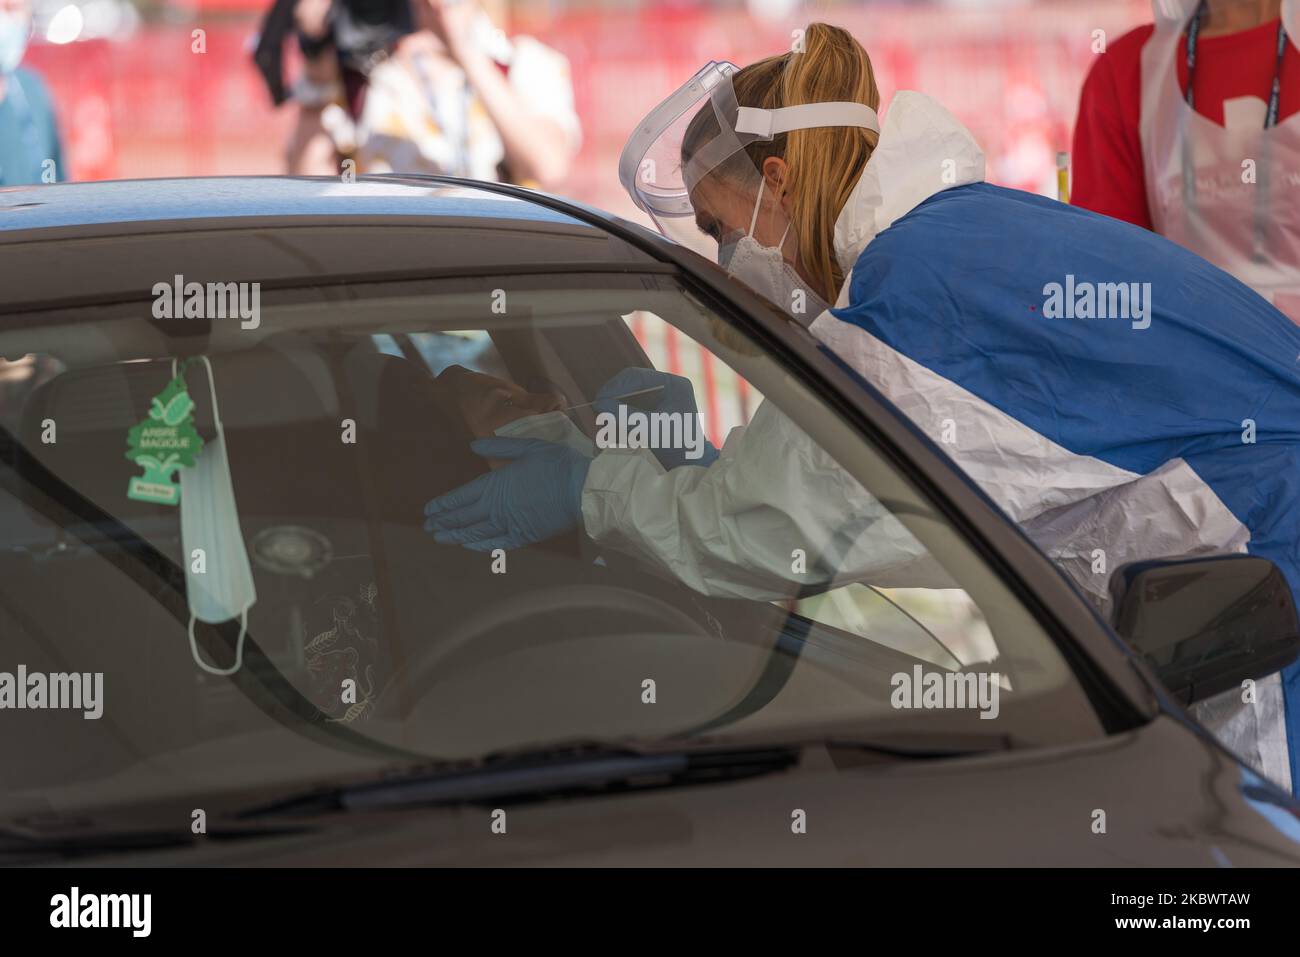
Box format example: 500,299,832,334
733,23,880,303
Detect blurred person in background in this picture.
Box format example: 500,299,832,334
256,0,578,187
353,0,579,188
255,0,412,174
1072,0,1300,325
0,0,64,186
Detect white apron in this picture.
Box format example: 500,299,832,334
1140,0,1300,325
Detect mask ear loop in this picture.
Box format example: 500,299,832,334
174,356,252,677
750,178,796,260
188,609,249,678
747,179,765,238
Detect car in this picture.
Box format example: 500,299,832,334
0,175,1297,866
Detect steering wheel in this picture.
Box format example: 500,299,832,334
395,582,719,716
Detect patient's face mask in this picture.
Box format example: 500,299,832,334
719,181,829,323
494,410,595,458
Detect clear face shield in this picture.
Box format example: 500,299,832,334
618,61,881,268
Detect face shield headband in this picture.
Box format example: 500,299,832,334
618,60,880,259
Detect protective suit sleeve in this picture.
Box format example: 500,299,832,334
580,397,952,600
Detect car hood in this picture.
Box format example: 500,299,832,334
23,715,1300,867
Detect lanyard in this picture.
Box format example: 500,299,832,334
1186,0,1289,128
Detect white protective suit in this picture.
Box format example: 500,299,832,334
582,91,1291,791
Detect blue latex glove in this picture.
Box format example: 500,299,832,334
424,437,591,552
593,367,720,470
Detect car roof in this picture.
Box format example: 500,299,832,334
0,176,589,232
0,176,665,312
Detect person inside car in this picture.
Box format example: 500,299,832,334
434,364,564,442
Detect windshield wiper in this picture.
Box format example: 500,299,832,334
0,824,315,864
241,733,1011,819
242,743,794,818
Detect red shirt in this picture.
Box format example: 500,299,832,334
1071,19,1300,228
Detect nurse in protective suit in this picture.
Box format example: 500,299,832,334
425,23,1300,795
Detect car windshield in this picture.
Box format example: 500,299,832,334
0,261,1105,815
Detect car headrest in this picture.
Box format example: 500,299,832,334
342,351,486,521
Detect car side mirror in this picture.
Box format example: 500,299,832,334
1109,555,1300,706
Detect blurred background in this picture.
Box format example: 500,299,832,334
21,0,1153,222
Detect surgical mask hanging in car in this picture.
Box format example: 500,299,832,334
494,410,595,457
723,181,829,324
178,357,257,676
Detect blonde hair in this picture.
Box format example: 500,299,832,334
684,23,880,304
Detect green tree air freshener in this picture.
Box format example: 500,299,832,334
125,367,204,505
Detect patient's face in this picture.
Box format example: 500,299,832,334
441,367,564,439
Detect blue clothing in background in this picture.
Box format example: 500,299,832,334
0,67,64,186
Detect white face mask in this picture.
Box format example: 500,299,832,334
494,409,595,457
178,358,257,676
719,181,829,323
0,12,30,76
